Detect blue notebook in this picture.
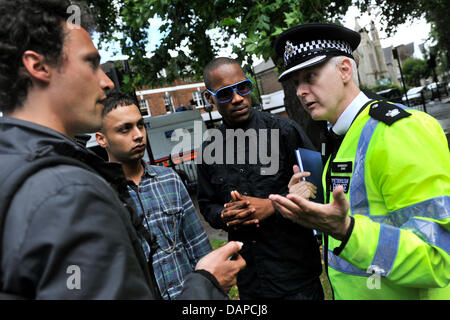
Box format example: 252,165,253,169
294,148,324,204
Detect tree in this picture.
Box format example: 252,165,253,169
85,0,449,149
402,58,430,86
84,0,353,149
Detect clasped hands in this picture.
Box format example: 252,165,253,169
220,190,271,229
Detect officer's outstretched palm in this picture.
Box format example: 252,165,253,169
269,186,351,241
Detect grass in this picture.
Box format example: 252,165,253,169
210,238,240,300
210,238,333,300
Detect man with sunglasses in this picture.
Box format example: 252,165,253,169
197,57,324,300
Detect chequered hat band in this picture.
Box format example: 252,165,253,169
284,39,353,67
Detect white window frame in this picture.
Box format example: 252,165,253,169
138,97,151,117
192,90,204,107
164,93,174,114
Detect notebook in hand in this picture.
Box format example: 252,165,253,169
294,148,324,204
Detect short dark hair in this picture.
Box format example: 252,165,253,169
0,0,96,114
101,90,140,118
203,57,241,90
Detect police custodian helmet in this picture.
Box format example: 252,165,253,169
274,23,361,81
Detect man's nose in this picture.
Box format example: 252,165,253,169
133,127,144,140
100,69,114,91
296,82,309,98
231,88,244,104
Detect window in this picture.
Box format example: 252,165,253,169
138,98,150,117
164,93,174,113
192,90,204,107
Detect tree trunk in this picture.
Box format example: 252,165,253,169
280,79,327,152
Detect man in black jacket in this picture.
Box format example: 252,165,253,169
197,57,323,300
0,0,244,299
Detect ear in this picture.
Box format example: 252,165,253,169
338,57,353,84
95,131,108,148
22,50,52,83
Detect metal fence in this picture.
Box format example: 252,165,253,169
172,160,198,193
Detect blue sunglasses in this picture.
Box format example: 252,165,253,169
207,78,253,103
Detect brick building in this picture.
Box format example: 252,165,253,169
253,59,283,95
136,79,209,117
253,58,288,118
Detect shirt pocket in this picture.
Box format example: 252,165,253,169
151,205,184,252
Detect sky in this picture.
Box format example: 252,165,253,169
96,5,432,65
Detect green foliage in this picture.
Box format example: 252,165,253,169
85,0,449,92
85,0,352,91
402,58,431,86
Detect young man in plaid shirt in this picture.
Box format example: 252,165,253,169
96,91,212,300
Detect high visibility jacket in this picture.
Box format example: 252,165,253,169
323,100,450,300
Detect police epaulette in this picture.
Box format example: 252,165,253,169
368,100,411,125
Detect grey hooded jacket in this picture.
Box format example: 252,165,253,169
0,117,226,300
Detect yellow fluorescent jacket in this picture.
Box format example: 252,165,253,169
323,100,450,300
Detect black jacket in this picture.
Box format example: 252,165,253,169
197,110,322,298
0,117,226,300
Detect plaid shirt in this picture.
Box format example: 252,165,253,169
127,162,212,300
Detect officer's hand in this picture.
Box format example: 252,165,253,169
290,181,317,200
195,241,246,293
269,185,351,241
288,165,311,188
288,165,317,199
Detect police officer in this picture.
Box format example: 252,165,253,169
269,23,450,299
